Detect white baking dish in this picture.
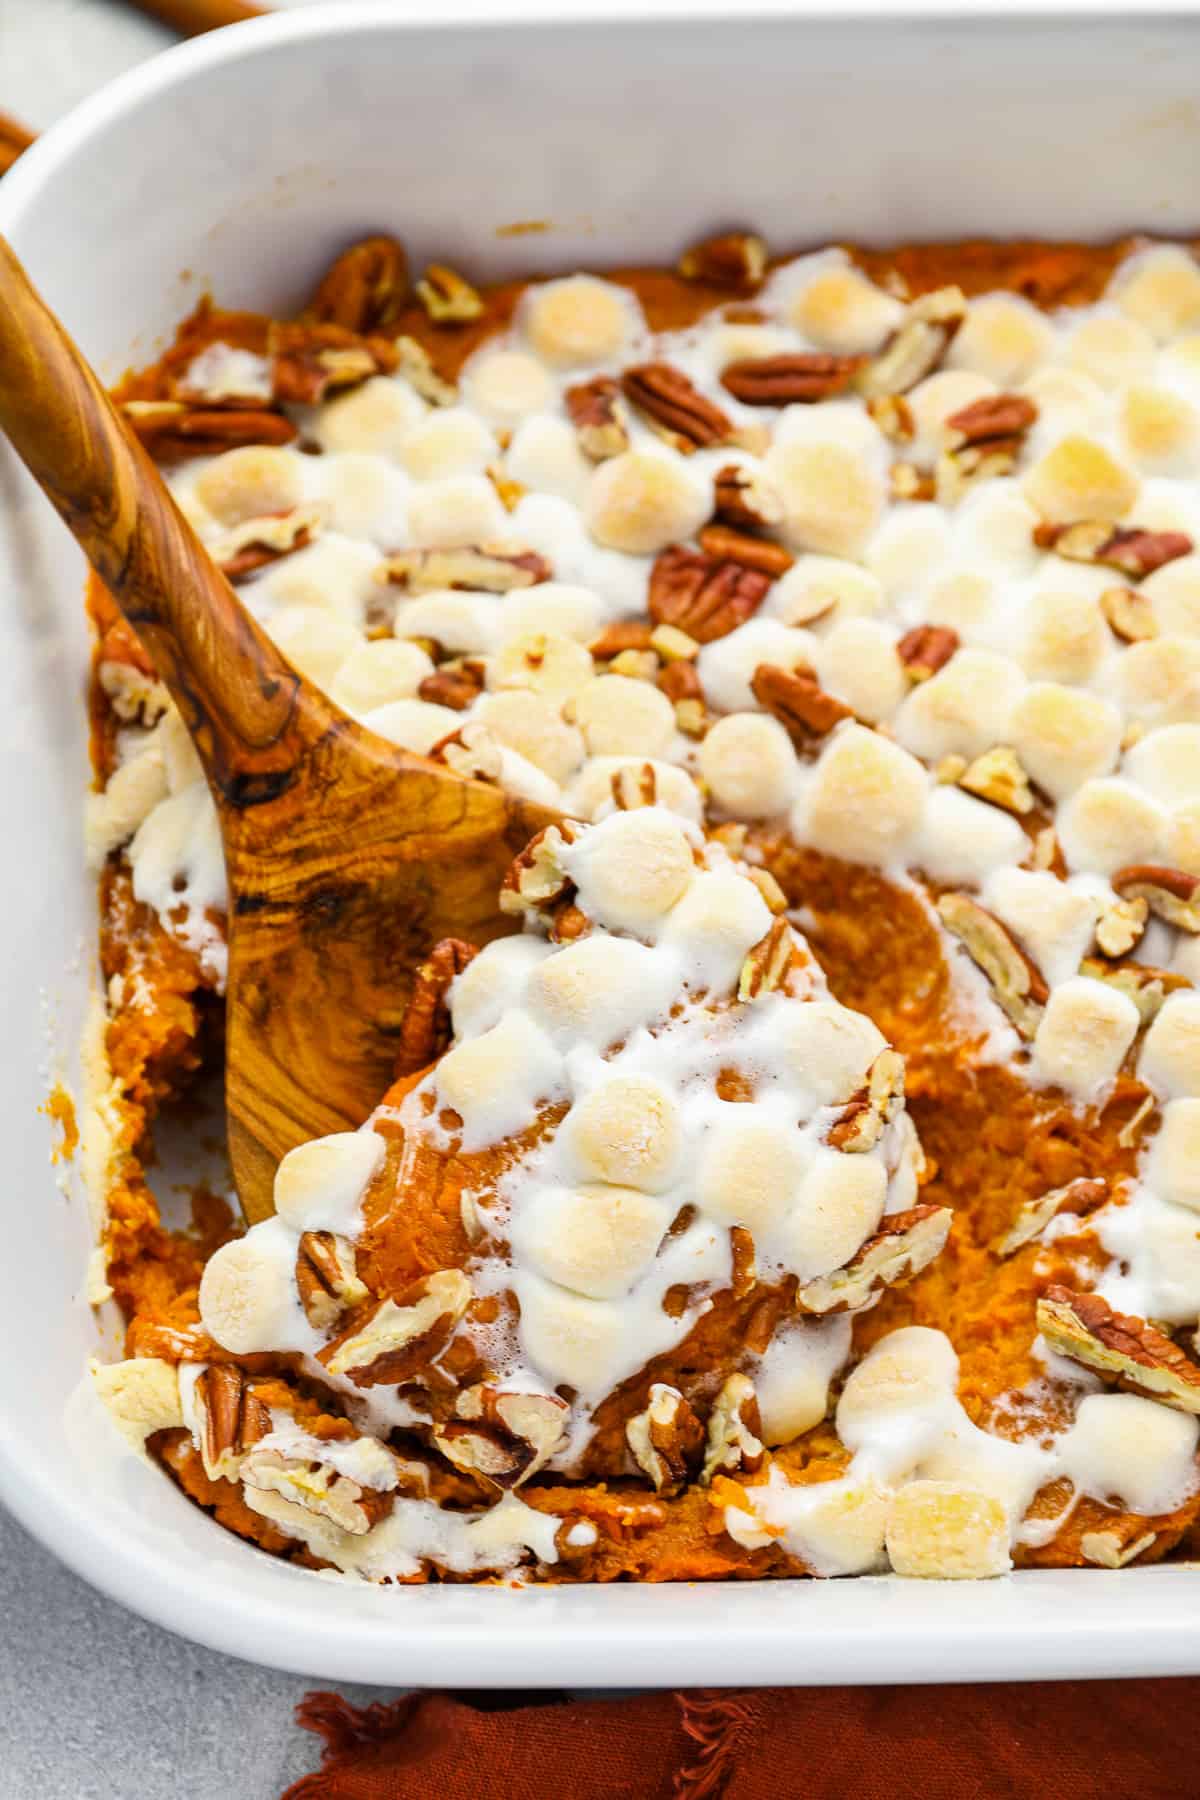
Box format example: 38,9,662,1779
4,1,1200,1686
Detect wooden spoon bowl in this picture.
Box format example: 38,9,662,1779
0,235,558,1222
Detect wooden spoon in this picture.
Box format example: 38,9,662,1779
0,235,557,1222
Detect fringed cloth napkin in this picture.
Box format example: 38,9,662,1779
283,1680,1200,1798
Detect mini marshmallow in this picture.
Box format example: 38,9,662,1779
274,1129,386,1234
885,1481,1010,1579
867,510,952,600
777,1149,887,1282
1010,682,1122,800
584,449,710,555
836,1326,958,1445
1060,1393,1200,1516
506,415,594,509
1032,975,1140,1098
1021,366,1106,439
1143,556,1200,639
1150,1098,1200,1211
522,275,638,368
698,712,799,820
1125,725,1200,805
435,1010,561,1148
569,673,675,757
318,453,411,543
1019,589,1108,685
1063,313,1157,386
767,555,884,626
515,1276,632,1397
516,1182,671,1300
490,630,594,705
697,1113,808,1235
198,1218,312,1355
315,375,427,458
789,263,904,354
1119,384,1200,478
267,605,361,689
1113,245,1200,343
194,446,306,527
984,867,1101,988
395,589,503,655
405,474,507,549
911,785,1028,888
1119,636,1200,726
812,618,907,723
91,1357,183,1456
802,724,928,865
659,867,773,992
698,619,816,716
907,369,996,468
925,570,997,637
1140,994,1200,1098
259,533,380,622
766,439,885,559
946,293,1055,385
1058,776,1166,876
475,690,585,784
564,806,694,933
363,697,462,755
565,755,703,825
329,639,435,714
461,349,556,427
566,1075,682,1191
766,998,888,1108
399,407,495,482
754,1316,853,1444
527,934,676,1047
895,649,1027,762
1023,433,1140,524
500,581,603,645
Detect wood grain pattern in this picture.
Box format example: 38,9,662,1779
0,112,35,177
0,235,558,1223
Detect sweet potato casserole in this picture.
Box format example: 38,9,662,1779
85,229,1200,1583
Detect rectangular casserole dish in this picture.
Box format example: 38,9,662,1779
4,0,1200,1684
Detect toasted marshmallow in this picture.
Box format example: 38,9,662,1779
569,673,675,757
925,570,997,637
491,630,594,705
506,415,594,509
1010,682,1122,799
1019,589,1108,684
912,786,1028,888
565,806,695,933
516,1182,671,1300
777,1149,887,1281
475,690,585,784
461,349,556,427
1113,245,1200,343
955,484,1044,574
527,935,675,1047
448,935,551,1039
768,555,884,626
394,589,502,655
1021,366,1106,438
1143,556,1200,639
697,1113,807,1235
768,998,888,1107
789,263,904,355
947,293,1055,385
318,452,410,544
1060,1393,1200,1515
660,868,773,992
1140,994,1200,1098
1032,975,1140,1098
1167,800,1200,874
274,1129,385,1234
1023,433,1140,524
907,370,996,467
363,697,462,755
405,474,506,549
584,449,710,555
515,1276,631,1396
259,533,380,621
566,755,703,826
698,619,815,716
1125,724,1200,805
315,375,427,457
868,510,953,600
399,407,495,482
812,618,906,723
330,638,435,714
802,724,928,865
566,1075,682,1191
198,1218,310,1355
766,440,885,559
895,648,1027,762
267,605,361,689
1150,1098,1200,1211
836,1326,958,1444
194,445,306,526
1119,636,1200,726
885,1481,1010,1579
754,1316,853,1444
1063,313,1157,386
435,1010,561,1148
91,1356,183,1456
500,581,603,645
698,712,798,820
1120,384,1200,477
1058,776,1165,876
522,275,638,368
984,867,1100,988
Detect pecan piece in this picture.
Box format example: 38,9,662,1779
1078,955,1190,1026
891,462,937,502
648,545,771,643
720,352,865,406
935,438,1025,505
1080,1527,1158,1569
589,620,655,659
795,1204,953,1315
897,623,959,682
212,504,324,580
937,892,1049,1039
431,720,504,784
241,1444,396,1536
269,320,396,405
958,746,1036,816
611,762,659,811
304,234,409,334
943,392,1037,450
1038,1286,1200,1414
750,662,852,743
295,1231,369,1332
657,657,703,704
700,1375,765,1485
857,286,967,398
418,664,485,710
416,264,484,322
1112,865,1200,932
826,1048,906,1153
394,335,459,406
432,1385,567,1490
713,461,784,531
1033,522,1193,581
565,376,630,460
620,362,733,453
380,545,550,593
678,230,767,290
319,1270,472,1387
625,1384,704,1494
698,522,794,579
867,394,915,442
995,1178,1108,1258
738,917,797,1001
1094,895,1149,959
1100,585,1159,643
499,822,581,923
122,400,297,463
192,1364,271,1483
729,1226,757,1299
394,937,478,1078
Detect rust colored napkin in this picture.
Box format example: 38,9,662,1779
284,1680,1200,1799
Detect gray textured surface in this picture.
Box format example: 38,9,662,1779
0,5,383,1796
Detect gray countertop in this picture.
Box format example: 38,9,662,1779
0,4,380,1795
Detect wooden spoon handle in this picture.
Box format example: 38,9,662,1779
123,0,266,31
0,233,314,804
0,111,35,176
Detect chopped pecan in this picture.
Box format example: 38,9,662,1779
658,658,703,704
995,1178,1108,1258
432,1385,567,1490
890,462,936,502
1119,1093,1159,1149
738,916,797,1001
1078,955,1189,1026
674,696,708,738
625,1384,704,1494
750,661,852,744
212,504,324,580
319,1270,473,1387
1038,1286,1200,1414
857,286,967,398
241,1444,396,1535
611,763,659,811
418,664,485,710
380,544,550,593
720,352,865,406
944,392,1037,450
432,720,504,784
897,623,959,682
796,1203,952,1315
295,1231,370,1332
122,399,297,462
937,891,1049,1039
867,393,916,442
565,376,630,460
648,545,771,643
499,822,581,923
729,1226,757,1299
304,234,409,333
1032,826,1067,878
394,334,459,405
416,264,484,322
395,937,478,1078
589,620,655,659
193,1365,271,1483
826,1048,906,1153
958,745,1036,816
745,866,788,914
1112,865,1200,933
712,461,784,531
700,1375,765,1484
650,623,700,662
935,439,1024,505
1094,895,1149,959
550,900,591,943
620,362,734,453
1033,522,1193,581
678,230,768,290
608,648,659,681
269,320,396,405
698,522,794,579
1100,585,1158,643
1080,1527,1158,1569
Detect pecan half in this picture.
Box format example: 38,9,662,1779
122,400,297,463
418,664,485,710
432,1385,568,1490
958,745,1036,816
796,1204,953,1315
1038,1286,1200,1414
394,335,459,405
304,234,409,334
269,320,396,405
995,1178,1109,1258
1112,865,1200,932
1078,955,1190,1026
678,230,767,290
700,1375,765,1484
826,1048,906,1153
416,264,483,322
1094,895,1149,959
499,822,581,923
750,661,852,743
394,937,478,1078
1033,522,1193,581
857,287,967,398
698,522,794,579
738,917,797,1001
241,1444,396,1536
937,891,1049,1039
212,504,324,580
943,393,1037,450
295,1231,370,1332
625,1384,704,1494
712,461,784,531
648,545,772,643
319,1270,472,1387
565,376,630,460
720,352,865,406
620,362,733,453
380,545,550,593
1100,585,1158,643
897,623,959,682
193,1365,271,1483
